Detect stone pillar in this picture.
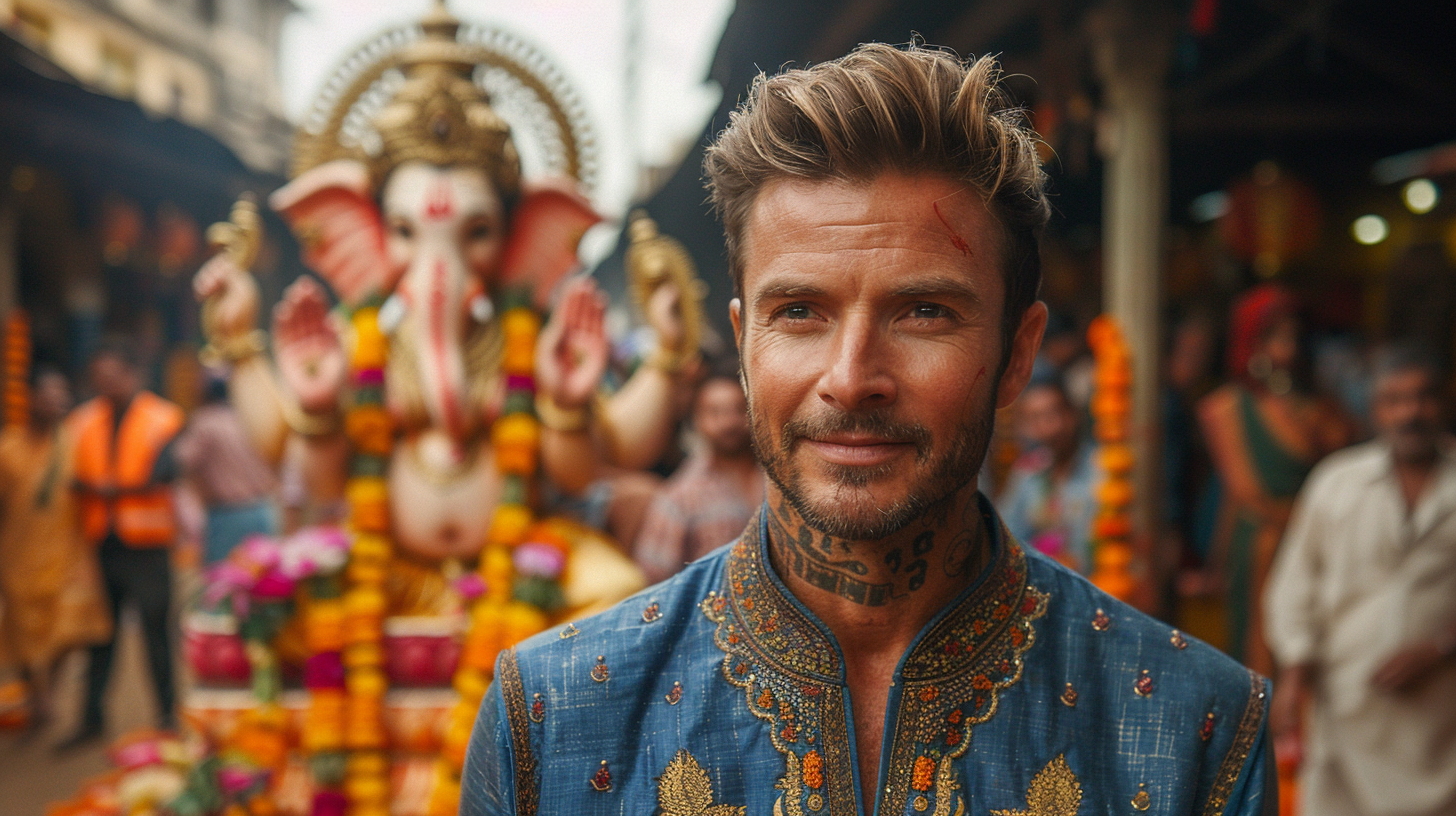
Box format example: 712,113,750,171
1090,1,1174,589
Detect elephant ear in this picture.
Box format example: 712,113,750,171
500,179,603,309
269,160,397,307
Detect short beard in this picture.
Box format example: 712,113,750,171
748,391,995,542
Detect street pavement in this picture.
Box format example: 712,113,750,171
0,609,176,815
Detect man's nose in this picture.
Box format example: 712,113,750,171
817,314,896,412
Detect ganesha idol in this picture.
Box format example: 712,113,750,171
175,5,703,814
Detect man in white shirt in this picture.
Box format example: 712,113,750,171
1265,344,1456,816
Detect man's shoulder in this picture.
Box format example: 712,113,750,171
1023,549,1263,710
509,542,731,679
1305,439,1385,490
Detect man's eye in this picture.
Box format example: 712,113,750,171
909,303,950,319
780,304,813,320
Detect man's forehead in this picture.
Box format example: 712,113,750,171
739,172,1002,292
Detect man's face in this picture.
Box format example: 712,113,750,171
695,377,752,457
32,372,71,424
90,355,136,404
1371,367,1443,463
731,172,1045,540
1017,385,1078,458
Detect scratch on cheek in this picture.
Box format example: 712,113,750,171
932,201,972,258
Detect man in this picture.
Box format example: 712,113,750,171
175,374,277,564
634,355,765,583
1265,345,1456,816
58,343,185,748
998,377,1100,572
0,367,111,732
463,44,1269,816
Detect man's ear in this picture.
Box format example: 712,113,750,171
729,298,743,349
995,301,1049,409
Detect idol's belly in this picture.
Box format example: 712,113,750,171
388,431,500,561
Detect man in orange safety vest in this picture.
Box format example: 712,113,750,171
56,342,184,750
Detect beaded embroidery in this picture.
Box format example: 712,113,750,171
1201,670,1268,816
655,749,746,815
498,649,540,816
704,510,1047,816
989,755,1082,816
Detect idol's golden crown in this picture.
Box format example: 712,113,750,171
370,3,521,196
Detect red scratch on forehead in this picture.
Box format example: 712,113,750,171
932,201,972,258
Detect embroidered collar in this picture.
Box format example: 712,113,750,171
717,497,1036,684
702,496,1048,815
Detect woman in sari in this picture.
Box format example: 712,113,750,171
0,368,111,731
1196,285,1351,676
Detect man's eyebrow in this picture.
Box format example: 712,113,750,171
752,281,829,302
890,275,985,304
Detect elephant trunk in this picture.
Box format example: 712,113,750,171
405,255,471,444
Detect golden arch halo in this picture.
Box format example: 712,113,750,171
291,14,598,192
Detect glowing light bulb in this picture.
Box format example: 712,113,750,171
1403,179,1439,214
1351,215,1389,246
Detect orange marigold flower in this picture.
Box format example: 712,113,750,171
911,756,936,791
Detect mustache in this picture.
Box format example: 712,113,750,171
779,410,933,461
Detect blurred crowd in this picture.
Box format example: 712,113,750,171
1,278,1453,812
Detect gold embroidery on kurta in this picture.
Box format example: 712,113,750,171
990,755,1082,816
1202,670,1268,816
657,750,746,816
498,648,540,816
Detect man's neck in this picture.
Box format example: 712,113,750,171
1393,452,1440,512
763,482,992,657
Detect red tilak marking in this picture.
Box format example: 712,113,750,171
423,178,455,221
932,202,972,257
428,259,464,436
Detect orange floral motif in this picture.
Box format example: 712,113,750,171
757,689,775,710
802,750,825,789
972,674,993,691
911,756,936,791
945,709,963,725
919,686,939,703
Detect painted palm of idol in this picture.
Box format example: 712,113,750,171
180,4,702,813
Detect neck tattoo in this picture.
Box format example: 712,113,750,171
765,494,989,607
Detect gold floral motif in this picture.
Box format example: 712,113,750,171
656,750,746,816
990,755,1082,816
1202,670,1269,816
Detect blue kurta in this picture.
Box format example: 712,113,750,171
463,499,1270,816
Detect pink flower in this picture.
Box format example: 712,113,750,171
303,652,346,689
217,765,264,796
311,790,348,816
454,573,488,601
251,570,296,600
514,542,567,579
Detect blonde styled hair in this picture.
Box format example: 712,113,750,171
705,43,1050,345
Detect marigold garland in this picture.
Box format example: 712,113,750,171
1086,315,1137,602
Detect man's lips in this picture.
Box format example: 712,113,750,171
799,435,914,467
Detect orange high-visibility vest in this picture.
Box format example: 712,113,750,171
70,392,185,547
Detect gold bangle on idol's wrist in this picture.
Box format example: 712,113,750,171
535,393,590,433
644,346,697,375
281,397,341,437
199,329,266,366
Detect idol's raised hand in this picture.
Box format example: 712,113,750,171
536,276,610,411
273,277,347,414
